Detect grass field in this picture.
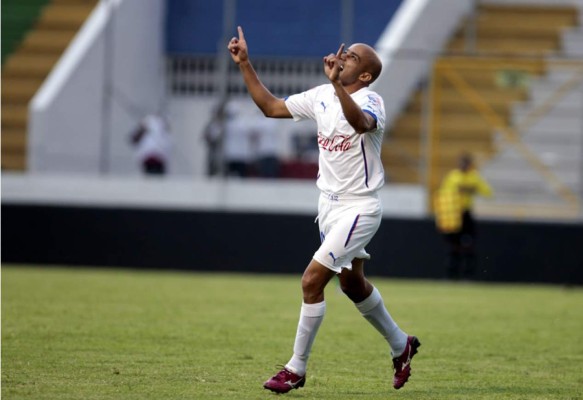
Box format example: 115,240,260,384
2,265,583,399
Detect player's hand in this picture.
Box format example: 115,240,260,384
323,43,345,83
228,26,249,65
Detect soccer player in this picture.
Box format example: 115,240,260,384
228,26,420,394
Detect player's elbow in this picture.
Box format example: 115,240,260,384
354,120,375,134
261,99,289,118
261,106,276,118
352,114,377,134
354,125,369,134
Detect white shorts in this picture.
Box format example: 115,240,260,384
313,192,382,273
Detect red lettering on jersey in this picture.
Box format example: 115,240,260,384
317,132,352,152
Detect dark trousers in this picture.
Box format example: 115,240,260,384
443,210,477,280
143,158,165,175
226,161,249,178
256,156,280,178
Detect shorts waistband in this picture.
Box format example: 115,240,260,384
319,191,379,202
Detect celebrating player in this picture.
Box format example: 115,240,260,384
228,26,420,394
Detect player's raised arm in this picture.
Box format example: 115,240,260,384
227,26,291,118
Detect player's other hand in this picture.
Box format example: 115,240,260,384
323,43,344,83
228,26,249,65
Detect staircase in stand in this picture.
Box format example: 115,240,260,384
382,3,580,188
1,0,97,171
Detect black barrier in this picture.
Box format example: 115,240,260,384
2,204,582,285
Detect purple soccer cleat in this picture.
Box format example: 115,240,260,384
392,335,421,389
263,367,306,394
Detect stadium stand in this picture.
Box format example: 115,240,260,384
382,3,581,186
376,1,583,221
1,0,97,171
2,0,582,279
3,0,581,220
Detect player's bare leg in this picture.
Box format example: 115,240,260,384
263,260,335,394
340,258,420,389
338,258,373,302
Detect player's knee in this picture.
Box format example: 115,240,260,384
339,282,355,299
338,278,362,299
301,273,320,296
338,277,350,294
339,272,370,302
302,269,330,301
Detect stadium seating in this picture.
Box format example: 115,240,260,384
382,2,581,189
477,63,583,216
1,0,97,171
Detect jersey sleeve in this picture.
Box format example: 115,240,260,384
284,85,321,122
474,173,493,197
361,92,385,133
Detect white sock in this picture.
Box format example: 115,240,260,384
285,301,326,376
355,286,408,357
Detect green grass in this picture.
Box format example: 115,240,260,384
2,265,583,399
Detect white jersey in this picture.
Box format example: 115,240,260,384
285,84,386,196
223,114,254,163
136,114,172,162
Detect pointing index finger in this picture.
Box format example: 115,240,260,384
238,26,245,40
336,43,345,58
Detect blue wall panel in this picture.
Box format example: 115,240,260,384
236,1,341,57
354,1,401,45
166,1,223,54
166,0,403,56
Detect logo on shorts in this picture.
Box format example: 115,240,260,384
329,252,338,265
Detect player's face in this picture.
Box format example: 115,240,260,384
339,45,368,86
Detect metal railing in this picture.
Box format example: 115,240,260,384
425,57,583,220
167,55,326,98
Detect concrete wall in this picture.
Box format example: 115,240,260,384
29,0,166,175
1,173,427,217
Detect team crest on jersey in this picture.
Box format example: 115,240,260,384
367,95,381,107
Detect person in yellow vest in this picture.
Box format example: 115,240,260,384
434,153,493,280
